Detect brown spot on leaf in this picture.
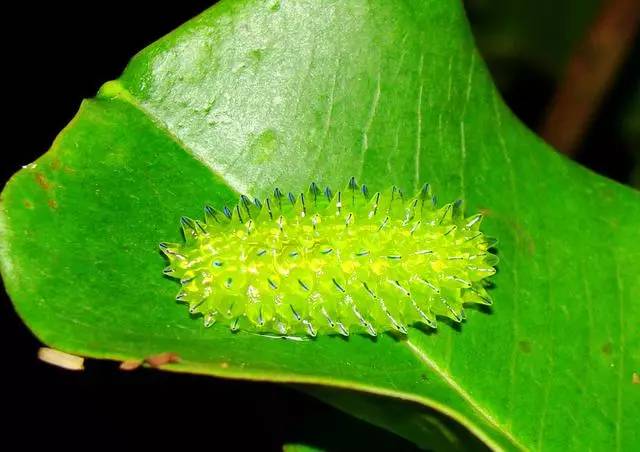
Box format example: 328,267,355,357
23,199,34,209
479,208,535,255
120,360,143,371
518,340,532,353
632,372,639,385
50,158,62,171
48,199,58,209
34,172,52,190
601,342,613,355
144,352,181,368
497,216,537,255
479,208,494,217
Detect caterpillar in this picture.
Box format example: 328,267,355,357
160,178,497,337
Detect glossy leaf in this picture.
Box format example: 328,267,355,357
1,0,638,450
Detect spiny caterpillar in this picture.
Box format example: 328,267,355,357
160,178,497,337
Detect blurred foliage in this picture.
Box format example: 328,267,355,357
466,0,639,186
464,0,601,77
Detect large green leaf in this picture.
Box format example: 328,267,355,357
1,0,638,450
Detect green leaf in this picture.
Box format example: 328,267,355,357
1,0,638,450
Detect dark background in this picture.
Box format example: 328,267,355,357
2,1,637,450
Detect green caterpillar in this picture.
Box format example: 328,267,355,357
160,178,497,337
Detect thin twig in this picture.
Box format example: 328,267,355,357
540,0,640,156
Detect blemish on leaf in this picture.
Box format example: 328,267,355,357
250,129,278,164
601,342,613,356
267,0,281,11
50,158,62,171
479,208,534,255
231,61,247,74
509,221,536,255
518,340,532,354
23,199,33,209
220,362,229,369
249,48,264,62
632,372,639,385
48,199,58,209
34,172,52,190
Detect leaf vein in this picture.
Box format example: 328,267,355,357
361,68,382,155
404,340,527,451
492,92,521,428
414,52,424,192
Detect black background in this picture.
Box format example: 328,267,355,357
2,2,636,451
